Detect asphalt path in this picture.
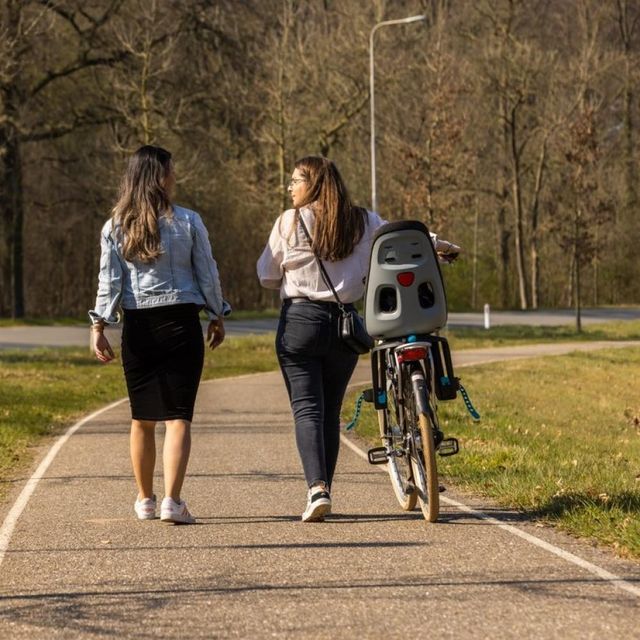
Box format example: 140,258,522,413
1,307,640,350
1,341,639,638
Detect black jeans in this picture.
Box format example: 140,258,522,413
276,299,359,489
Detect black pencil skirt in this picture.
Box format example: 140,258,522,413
121,303,205,422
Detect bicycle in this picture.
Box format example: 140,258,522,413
365,334,460,522
358,220,468,523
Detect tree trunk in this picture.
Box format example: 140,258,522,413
0,128,24,318
566,251,575,308
9,137,24,318
471,198,479,309
529,137,548,309
575,251,582,333
593,224,599,306
0,0,23,317
496,202,510,308
0,121,12,315
509,105,528,310
619,1,638,214
275,0,292,213
573,209,581,333
496,90,511,308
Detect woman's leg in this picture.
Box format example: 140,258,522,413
130,419,156,499
163,419,192,501
276,301,331,487
279,354,327,486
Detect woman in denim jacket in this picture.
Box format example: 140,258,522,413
257,156,386,522
90,145,229,524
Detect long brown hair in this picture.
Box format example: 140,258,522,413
111,145,173,263
294,156,366,261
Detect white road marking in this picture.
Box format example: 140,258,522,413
0,371,273,566
0,373,274,570
0,399,127,568
341,374,640,600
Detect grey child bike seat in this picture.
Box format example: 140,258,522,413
364,220,447,339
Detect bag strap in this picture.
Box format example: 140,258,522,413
297,209,346,311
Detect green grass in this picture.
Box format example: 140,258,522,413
442,319,640,350
346,347,640,558
224,309,280,320
0,335,278,493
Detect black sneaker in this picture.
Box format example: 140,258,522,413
302,487,331,522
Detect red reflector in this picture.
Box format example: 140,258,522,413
397,272,415,287
397,347,427,363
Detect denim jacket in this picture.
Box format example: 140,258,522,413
89,205,230,324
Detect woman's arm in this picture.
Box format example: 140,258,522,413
191,212,230,320
256,215,286,289
88,223,124,326
89,224,122,362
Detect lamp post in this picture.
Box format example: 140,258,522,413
369,14,426,213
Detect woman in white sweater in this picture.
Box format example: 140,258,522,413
256,156,383,521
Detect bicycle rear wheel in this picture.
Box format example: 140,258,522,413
405,367,440,522
378,379,417,511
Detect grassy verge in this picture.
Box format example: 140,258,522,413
345,347,640,559
224,309,280,320
442,319,640,350
0,335,278,494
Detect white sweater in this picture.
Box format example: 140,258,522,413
256,206,386,303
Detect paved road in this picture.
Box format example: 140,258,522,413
0,319,280,350
1,307,639,349
0,342,639,638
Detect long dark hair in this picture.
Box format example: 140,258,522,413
294,156,366,261
111,145,173,263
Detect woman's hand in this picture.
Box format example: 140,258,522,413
207,318,225,350
436,239,461,264
91,327,115,363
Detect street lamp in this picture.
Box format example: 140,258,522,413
369,14,426,213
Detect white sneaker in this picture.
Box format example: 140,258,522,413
302,486,331,522
160,497,196,524
134,495,157,520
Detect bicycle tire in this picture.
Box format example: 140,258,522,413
406,367,440,522
378,378,417,511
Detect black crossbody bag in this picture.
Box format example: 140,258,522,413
298,212,373,355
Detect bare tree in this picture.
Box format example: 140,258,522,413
0,0,126,317
557,104,613,330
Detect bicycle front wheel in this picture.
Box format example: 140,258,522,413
405,367,440,522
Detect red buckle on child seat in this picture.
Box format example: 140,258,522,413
397,272,415,287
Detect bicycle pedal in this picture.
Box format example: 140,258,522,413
438,437,459,457
439,484,446,493
367,447,389,465
404,482,416,496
